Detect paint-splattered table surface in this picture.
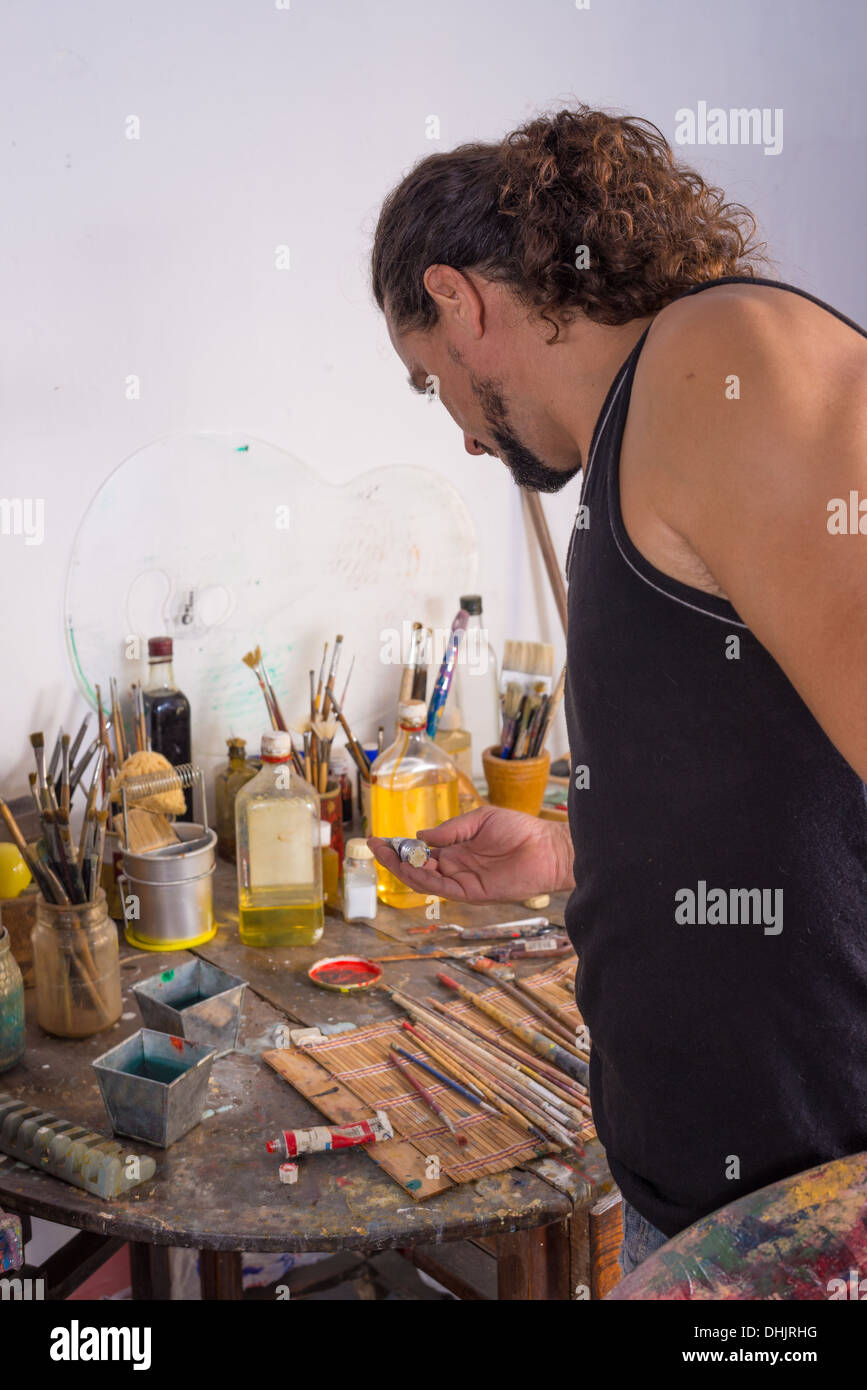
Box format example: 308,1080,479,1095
0,864,613,1252
608,1151,867,1300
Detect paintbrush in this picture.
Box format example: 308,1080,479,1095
411,627,430,702
30,731,48,808
399,1023,499,1112
339,654,355,711
426,610,469,738
68,738,99,797
261,661,288,733
499,681,523,757
459,960,583,1050
531,663,566,756
517,977,581,1035
109,677,128,764
91,807,109,901
500,640,555,696
390,1047,466,1144
321,635,343,719
322,685,370,781
68,714,90,769
77,745,106,867
94,685,114,776
398,622,423,707
242,648,279,730
60,734,71,817
48,729,64,784
314,642,329,714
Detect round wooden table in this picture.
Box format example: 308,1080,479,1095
607,1151,867,1300
0,866,615,1299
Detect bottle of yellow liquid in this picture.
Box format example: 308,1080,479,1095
235,731,323,946
371,699,459,908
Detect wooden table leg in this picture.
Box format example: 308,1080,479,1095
129,1241,172,1300
199,1249,243,1300
497,1219,571,1300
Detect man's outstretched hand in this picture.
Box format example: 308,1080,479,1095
368,805,575,904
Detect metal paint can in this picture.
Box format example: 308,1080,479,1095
120,823,217,952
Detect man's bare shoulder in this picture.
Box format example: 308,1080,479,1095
626,280,867,510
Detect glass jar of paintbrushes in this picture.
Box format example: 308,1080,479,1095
31,889,121,1038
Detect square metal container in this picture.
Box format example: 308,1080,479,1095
93,1028,217,1148
132,959,247,1053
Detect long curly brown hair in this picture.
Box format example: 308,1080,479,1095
372,107,768,341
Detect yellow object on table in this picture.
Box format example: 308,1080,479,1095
0,845,32,899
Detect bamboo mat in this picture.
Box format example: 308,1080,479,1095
263,959,592,1201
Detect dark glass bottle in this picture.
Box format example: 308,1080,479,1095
143,636,192,822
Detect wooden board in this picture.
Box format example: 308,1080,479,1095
264,1016,552,1200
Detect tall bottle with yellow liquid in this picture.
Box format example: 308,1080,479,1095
235,731,324,946
371,699,459,908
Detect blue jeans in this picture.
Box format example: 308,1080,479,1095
619,1198,669,1276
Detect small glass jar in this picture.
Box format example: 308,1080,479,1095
342,839,378,922
31,889,122,1038
320,821,340,908
319,782,345,867
0,924,25,1072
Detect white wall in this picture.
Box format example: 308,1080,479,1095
1,0,864,787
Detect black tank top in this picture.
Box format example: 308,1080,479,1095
563,276,867,1238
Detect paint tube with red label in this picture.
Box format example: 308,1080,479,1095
265,1109,393,1159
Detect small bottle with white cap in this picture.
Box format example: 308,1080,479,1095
342,838,378,921
234,731,324,947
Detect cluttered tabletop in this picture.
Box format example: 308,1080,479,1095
0,623,614,1265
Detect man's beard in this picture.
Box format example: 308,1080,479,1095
472,374,580,494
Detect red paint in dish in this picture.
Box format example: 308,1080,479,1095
308,955,383,992
170,1035,184,1051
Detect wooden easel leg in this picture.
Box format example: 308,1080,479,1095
199,1248,243,1300
129,1241,172,1300
497,1219,571,1300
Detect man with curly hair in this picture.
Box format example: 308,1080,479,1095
369,108,867,1279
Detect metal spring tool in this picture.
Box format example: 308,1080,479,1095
0,1094,156,1199
119,762,208,848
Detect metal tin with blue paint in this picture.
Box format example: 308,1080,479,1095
93,1027,217,1148
132,959,247,1053
0,925,25,1073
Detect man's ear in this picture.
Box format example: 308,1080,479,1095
423,265,485,340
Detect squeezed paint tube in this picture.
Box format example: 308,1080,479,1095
485,933,572,962
389,837,431,869
265,1109,394,1159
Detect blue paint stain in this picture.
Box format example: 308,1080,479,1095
236,445,249,452
406,1179,422,1191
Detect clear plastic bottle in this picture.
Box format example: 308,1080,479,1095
452,594,500,780
370,699,458,908
235,731,323,946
